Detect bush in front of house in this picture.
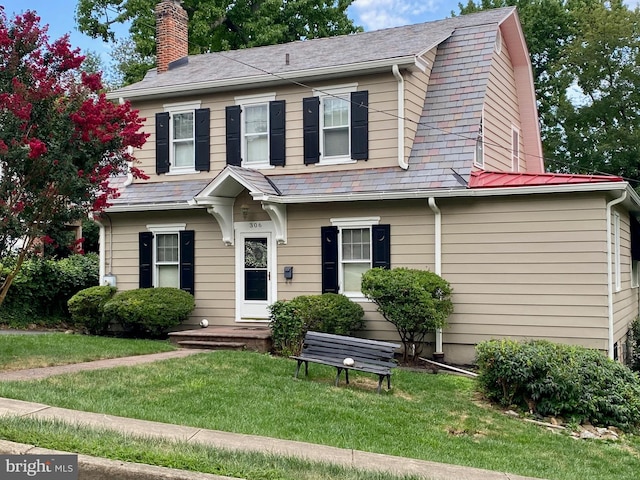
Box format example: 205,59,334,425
476,339,640,432
269,293,365,356
361,267,453,363
103,287,195,338
68,286,117,335
626,316,640,372
1,253,99,327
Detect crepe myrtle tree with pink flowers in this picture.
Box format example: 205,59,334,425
0,7,148,305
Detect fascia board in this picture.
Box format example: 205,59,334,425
106,57,419,101
105,202,200,213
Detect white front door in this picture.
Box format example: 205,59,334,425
235,221,276,321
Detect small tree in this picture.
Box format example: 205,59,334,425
0,9,148,306
361,268,453,363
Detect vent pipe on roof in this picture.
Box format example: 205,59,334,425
392,65,409,170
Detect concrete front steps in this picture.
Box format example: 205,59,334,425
168,326,272,353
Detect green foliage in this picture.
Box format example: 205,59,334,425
76,0,362,85
361,268,453,362
103,288,195,338
0,254,99,326
68,286,117,335
627,316,640,372
476,339,640,431
269,293,365,356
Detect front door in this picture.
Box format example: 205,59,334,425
235,221,276,321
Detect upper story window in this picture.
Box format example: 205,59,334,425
303,84,368,165
226,94,285,168
155,102,210,175
512,126,520,172
474,112,484,169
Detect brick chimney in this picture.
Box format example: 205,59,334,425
155,0,188,73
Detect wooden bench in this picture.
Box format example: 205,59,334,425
290,331,400,393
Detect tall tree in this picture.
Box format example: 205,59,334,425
457,0,640,183
0,9,148,305
76,0,362,84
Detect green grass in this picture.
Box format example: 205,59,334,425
1,348,639,479
0,333,175,370
0,417,420,480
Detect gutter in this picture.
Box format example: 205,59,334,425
392,65,409,170
428,198,444,359
607,190,627,359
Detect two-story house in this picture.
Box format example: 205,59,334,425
103,0,640,365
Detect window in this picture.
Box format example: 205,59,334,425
614,212,621,292
632,260,639,288
303,85,368,165
156,102,210,175
474,112,484,168
139,225,195,294
512,126,520,172
321,218,390,297
226,96,286,168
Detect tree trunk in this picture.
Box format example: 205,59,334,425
0,239,33,307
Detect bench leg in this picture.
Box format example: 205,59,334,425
387,374,391,390
345,369,349,385
335,368,343,386
377,376,383,394
294,360,308,379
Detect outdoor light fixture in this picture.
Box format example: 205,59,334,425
103,273,116,287
241,204,250,219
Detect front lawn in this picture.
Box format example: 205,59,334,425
0,333,175,371
0,347,639,479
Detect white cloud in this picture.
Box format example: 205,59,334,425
351,0,442,30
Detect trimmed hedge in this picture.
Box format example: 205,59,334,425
103,287,195,338
68,286,117,335
476,339,640,431
269,293,365,356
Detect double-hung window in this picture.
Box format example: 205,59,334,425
303,84,368,165
139,224,195,295
512,125,520,172
321,218,390,298
155,102,210,175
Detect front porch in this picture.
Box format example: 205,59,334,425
168,326,272,353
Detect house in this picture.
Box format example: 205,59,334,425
102,0,640,365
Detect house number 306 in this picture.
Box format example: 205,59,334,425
249,222,262,228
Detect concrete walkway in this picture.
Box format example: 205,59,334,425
0,350,544,480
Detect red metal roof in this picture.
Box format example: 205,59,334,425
469,170,624,188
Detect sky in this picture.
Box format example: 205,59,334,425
1,0,464,63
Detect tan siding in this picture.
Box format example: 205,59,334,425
439,193,610,362
613,207,640,346
483,37,522,172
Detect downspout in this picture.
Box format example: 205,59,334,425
93,216,106,284
392,65,409,170
428,197,444,360
607,190,627,359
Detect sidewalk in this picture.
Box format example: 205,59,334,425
0,352,544,480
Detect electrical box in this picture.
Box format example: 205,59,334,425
284,266,294,280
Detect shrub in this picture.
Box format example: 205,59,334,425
269,293,365,356
627,316,640,372
0,253,99,326
68,286,117,335
476,339,640,431
103,287,195,338
361,267,453,362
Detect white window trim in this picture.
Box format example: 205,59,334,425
314,83,358,166
511,125,520,173
614,212,621,292
147,224,186,289
163,101,201,175
235,93,276,170
331,217,379,299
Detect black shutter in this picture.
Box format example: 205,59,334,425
195,108,210,172
303,96,320,165
321,226,339,293
269,100,286,167
180,230,195,295
226,105,241,166
351,90,369,160
155,112,170,174
139,232,153,288
372,224,391,269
